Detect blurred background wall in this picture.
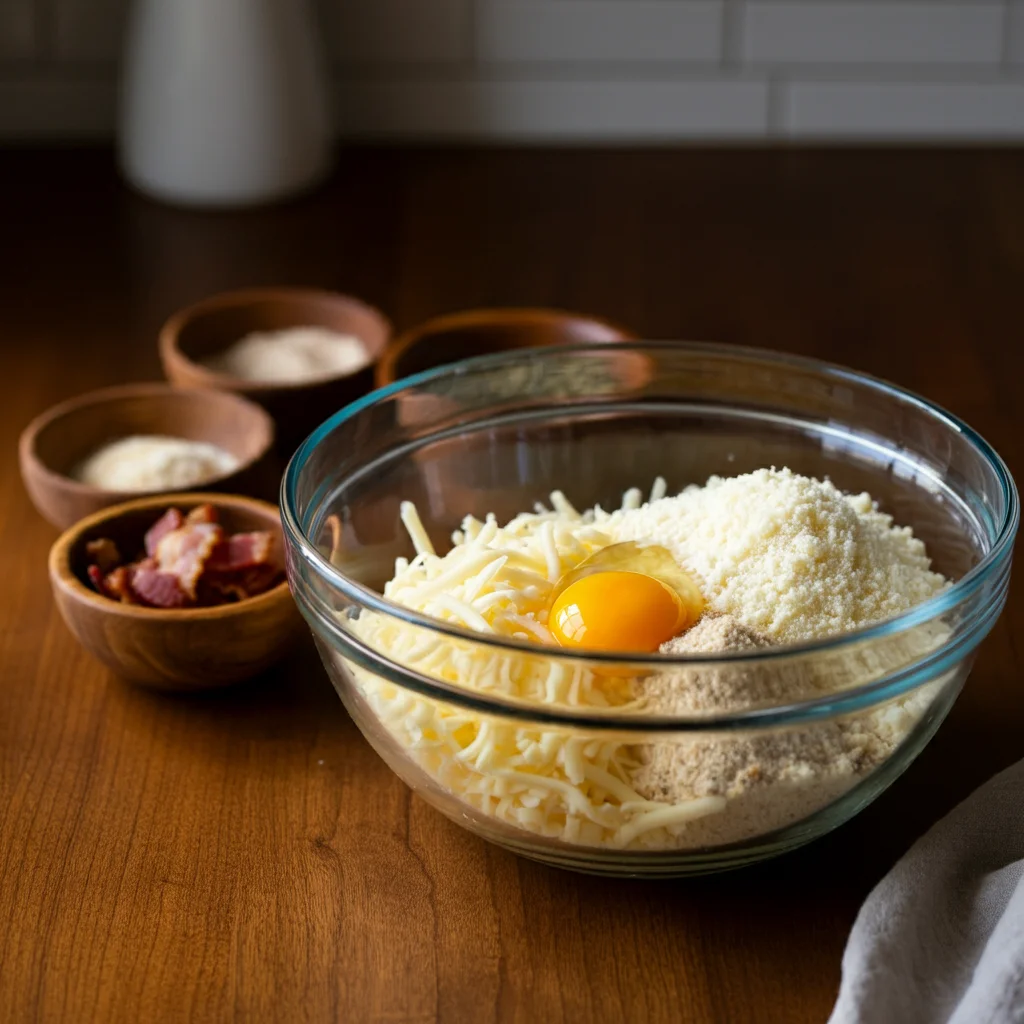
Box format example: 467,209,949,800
3,0,1024,141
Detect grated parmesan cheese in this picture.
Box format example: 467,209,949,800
342,469,952,852
604,468,948,642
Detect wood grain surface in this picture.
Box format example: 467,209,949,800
1,148,1022,1024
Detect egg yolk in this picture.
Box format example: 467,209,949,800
549,570,685,652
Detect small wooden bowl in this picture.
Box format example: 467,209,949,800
48,493,305,691
20,383,276,530
160,287,392,450
376,307,636,387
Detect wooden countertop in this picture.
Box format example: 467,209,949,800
1,148,1021,1024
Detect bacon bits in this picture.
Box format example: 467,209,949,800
84,504,284,608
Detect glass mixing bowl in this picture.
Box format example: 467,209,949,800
282,343,1018,877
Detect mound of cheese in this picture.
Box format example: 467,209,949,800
605,468,947,643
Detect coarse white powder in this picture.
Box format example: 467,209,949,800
73,435,239,492
203,327,369,382
604,467,948,643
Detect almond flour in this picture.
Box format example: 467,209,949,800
631,612,944,848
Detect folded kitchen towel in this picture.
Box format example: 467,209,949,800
829,758,1024,1024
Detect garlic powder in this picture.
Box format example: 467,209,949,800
203,327,369,382
73,435,239,492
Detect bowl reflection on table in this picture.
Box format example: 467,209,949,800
282,343,1018,876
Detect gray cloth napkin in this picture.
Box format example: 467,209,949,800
829,757,1024,1024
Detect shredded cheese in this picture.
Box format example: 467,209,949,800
348,499,702,848
400,500,435,558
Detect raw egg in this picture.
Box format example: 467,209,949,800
551,571,684,652
548,542,704,653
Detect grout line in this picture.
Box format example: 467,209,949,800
33,0,54,67
466,0,478,69
722,0,744,69
6,71,1024,144
325,62,1024,85
1002,0,1014,66
767,73,785,135
12,65,1024,88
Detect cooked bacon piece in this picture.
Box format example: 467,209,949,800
245,564,285,593
97,565,136,603
84,504,281,609
200,564,284,604
87,564,112,597
185,504,218,526
154,522,224,600
130,566,190,608
206,532,274,572
144,507,184,557
200,581,247,603
85,538,121,574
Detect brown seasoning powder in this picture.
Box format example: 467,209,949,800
628,613,934,848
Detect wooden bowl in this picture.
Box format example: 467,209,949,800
19,383,276,530
375,307,636,387
159,287,392,451
48,493,305,691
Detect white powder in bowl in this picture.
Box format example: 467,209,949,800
203,327,369,383
72,435,239,492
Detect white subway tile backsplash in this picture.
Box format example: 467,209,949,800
4,0,1024,139
54,0,128,64
0,1,34,62
784,80,1024,137
337,78,768,139
1008,3,1024,64
743,3,1003,65
476,2,723,64
322,0,469,65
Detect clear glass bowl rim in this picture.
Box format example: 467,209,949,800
281,341,1018,730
